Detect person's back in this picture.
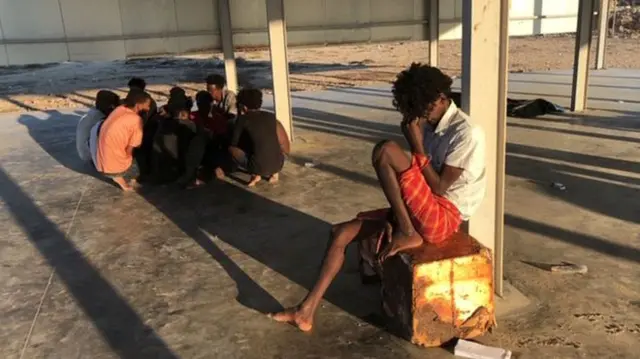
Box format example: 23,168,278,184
76,90,120,162
76,108,105,162
96,105,143,175
240,110,283,176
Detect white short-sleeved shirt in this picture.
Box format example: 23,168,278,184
423,102,486,220
75,108,105,162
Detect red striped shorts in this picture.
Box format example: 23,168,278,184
357,153,462,244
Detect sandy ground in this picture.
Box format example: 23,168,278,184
1,35,639,113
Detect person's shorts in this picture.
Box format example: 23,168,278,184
99,165,135,179
357,153,462,244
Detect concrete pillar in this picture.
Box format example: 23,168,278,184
218,0,238,93
266,0,293,141
461,0,510,296
571,0,596,112
596,0,609,70
429,0,439,66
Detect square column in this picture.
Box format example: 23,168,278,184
596,0,610,70
461,0,510,296
571,0,596,111
218,0,238,93
429,0,439,66
266,0,293,141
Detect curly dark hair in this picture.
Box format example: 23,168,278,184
391,63,452,119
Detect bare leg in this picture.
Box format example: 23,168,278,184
112,176,134,192
270,219,384,331
371,140,424,261
268,173,279,184
247,175,262,187
214,167,225,180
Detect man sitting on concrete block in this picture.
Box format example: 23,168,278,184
270,63,486,332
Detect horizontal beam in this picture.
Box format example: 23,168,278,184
0,13,590,46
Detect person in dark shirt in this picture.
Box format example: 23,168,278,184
177,91,231,188
223,88,290,187
150,88,194,184
128,77,158,120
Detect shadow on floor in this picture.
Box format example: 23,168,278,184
0,167,180,359
17,110,114,186
14,110,391,355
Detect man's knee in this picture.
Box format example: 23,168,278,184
372,140,401,166
329,221,358,248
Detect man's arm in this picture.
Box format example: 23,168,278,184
420,164,463,196
403,118,466,196
276,120,290,155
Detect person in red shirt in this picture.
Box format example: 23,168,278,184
178,91,231,188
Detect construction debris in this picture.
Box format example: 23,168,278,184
454,339,512,359
550,262,588,274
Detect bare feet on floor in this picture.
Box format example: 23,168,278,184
112,177,134,192
268,173,280,184
186,178,205,190
269,306,313,332
214,167,225,180
377,230,423,262
247,175,262,187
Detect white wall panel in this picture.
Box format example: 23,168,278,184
0,0,65,39
6,44,68,65
119,0,178,35
0,0,584,65
59,0,122,38
68,41,126,62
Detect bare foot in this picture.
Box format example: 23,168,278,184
269,306,313,332
186,178,205,190
377,230,423,263
214,167,225,180
268,173,280,184
112,177,134,192
247,175,262,187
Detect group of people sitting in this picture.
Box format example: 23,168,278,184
75,75,290,191
75,63,486,336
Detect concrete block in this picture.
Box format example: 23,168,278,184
177,35,218,54
0,0,65,38
59,0,122,38
119,0,178,36
68,41,126,62
174,0,216,32
381,232,496,347
124,37,180,57
6,43,69,65
370,0,414,22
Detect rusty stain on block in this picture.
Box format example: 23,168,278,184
380,232,496,347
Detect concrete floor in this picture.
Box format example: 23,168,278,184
0,69,639,359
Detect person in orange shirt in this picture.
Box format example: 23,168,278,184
95,89,152,191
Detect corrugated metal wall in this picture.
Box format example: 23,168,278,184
0,0,580,66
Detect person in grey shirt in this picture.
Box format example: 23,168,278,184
206,74,237,120
75,90,120,162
